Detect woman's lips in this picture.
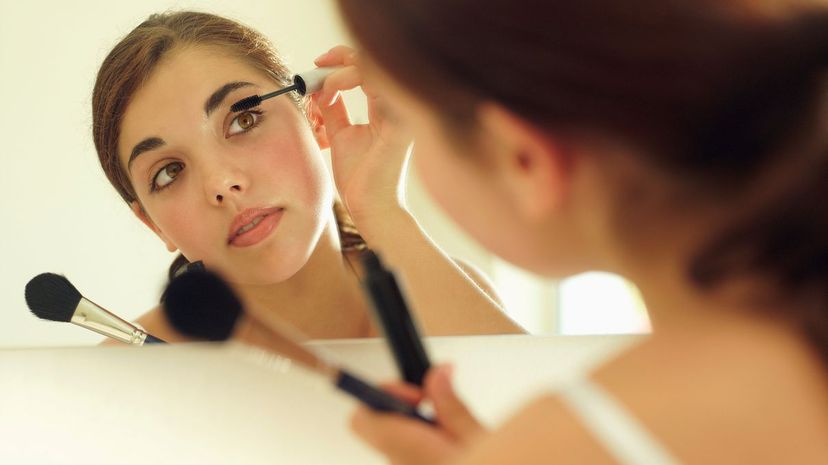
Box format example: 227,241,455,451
228,207,284,247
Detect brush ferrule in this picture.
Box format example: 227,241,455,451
70,298,147,345
233,343,295,374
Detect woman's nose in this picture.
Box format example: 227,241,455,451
214,183,242,204
205,164,249,206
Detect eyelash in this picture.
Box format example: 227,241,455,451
149,161,184,193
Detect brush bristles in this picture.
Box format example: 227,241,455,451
25,273,82,322
230,95,262,113
163,270,242,341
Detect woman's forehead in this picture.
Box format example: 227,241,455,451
127,46,269,115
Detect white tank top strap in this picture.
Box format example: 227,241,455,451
558,377,683,465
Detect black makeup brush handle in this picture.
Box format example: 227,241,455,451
336,371,434,424
360,251,431,386
144,334,166,344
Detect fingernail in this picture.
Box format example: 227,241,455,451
314,51,331,63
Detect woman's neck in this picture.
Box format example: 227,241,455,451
604,220,827,375
612,228,772,330
234,216,372,339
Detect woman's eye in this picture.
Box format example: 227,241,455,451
152,162,184,191
227,110,262,136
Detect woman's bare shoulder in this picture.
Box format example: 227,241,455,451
451,257,504,306
454,393,618,465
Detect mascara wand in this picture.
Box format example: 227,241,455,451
231,66,341,113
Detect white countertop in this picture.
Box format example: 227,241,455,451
0,334,640,464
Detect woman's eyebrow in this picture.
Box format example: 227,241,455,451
128,137,166,172
204,81,255,116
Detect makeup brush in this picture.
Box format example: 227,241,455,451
162,269,433,424
230,66,341,113
25,273,166,344
360,251,431,386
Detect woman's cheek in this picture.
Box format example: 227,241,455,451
414,138,509,249
414,138,466,216
147,189,214,256
161,213,203,252
258,134,332,211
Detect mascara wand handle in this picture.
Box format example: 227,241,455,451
293,66,342,95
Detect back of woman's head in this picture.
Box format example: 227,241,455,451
336,0,828,358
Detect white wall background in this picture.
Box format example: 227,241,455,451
0,0,647,348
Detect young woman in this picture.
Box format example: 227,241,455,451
91,11,523,341
329,0,828,463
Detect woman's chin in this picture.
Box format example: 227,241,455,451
227,248,314,286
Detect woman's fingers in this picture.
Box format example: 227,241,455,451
313,46,395,139
315,46,377,103
313,92,352,138
427,365,485,441
313,65,365,137
351,407,459,465
349,371,480,464
379,381,425,405
315,45,358,67
317,65,363,106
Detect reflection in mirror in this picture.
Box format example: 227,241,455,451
1,0,649,349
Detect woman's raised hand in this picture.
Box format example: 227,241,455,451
313,45,413,229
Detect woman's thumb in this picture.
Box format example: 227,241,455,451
427,364,484,441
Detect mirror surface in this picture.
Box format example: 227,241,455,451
1,0,569,348
0,0,652,348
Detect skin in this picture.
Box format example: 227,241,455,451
112,44,523,341
122,47,336,286
332,39,828,465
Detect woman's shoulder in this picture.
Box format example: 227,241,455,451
450,257,504,306
467,375,692,465
454,392,619,465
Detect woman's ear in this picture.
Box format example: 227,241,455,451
130,201,178,253
306,96,330,150
476,103,572,223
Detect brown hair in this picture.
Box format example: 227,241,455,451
336,1,828,358
92,11,365,279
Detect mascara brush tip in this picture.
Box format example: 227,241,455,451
230,95,262,113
